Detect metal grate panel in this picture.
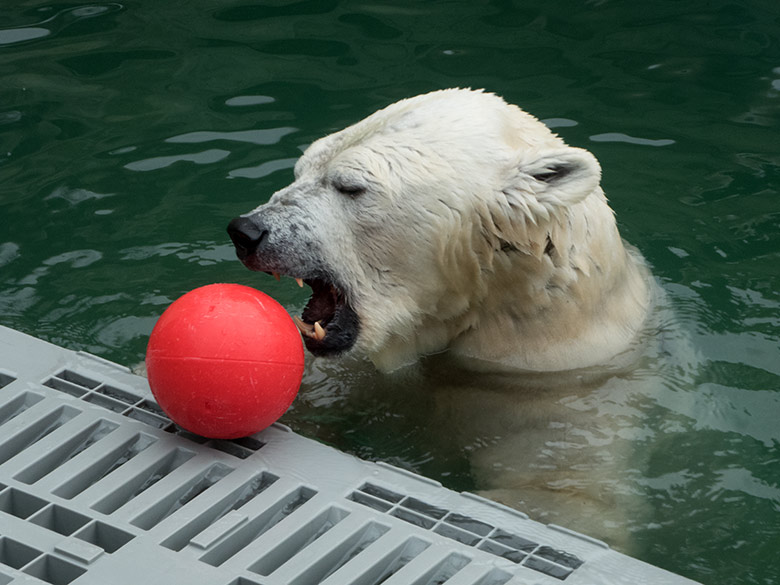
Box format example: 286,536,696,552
0,325,700,585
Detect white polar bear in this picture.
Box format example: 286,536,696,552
226,89,698,551
228,88,652,374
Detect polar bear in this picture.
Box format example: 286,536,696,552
227,88,652,373
225,89,694,551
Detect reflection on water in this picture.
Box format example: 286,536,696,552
1,1,779,583
0,4,122,46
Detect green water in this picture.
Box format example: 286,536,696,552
1,1,779,583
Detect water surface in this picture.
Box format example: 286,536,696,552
1,2,779,583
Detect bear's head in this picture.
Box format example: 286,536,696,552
228,89,642,372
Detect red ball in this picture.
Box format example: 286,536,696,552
146,283,304,439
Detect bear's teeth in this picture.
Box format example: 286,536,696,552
292,315,311,335
292,315,327,341
272,273,303,287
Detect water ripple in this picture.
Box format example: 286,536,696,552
590,132,676,147
166,127,297,146
228,157,298,180
124,149,231,172
0,4,123,47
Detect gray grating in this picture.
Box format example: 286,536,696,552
0,324,700,585
43,369,266,459
348,483,583,580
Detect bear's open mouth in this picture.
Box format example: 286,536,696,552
270,272,360,357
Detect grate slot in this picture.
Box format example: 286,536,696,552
488,529,537,553
74,520,135,553
167,428,209,444
125,407,173,429
95,384,143,406
523,556,572,580
472,568,514,585
535,545,585,570
411,552,470,585
161,471,279,552
83,393,128,413
210,436,265,459
401,497,448,520
520,546,583,580
433,523,482,546
340,536,430,585
52,432,157,499
0,536,42,569
358,483,404,504
136,399,167,417
131,463,235,530
44,378,88,397
224,472,280,510
128,400,173,429
391,507,436,529
0,487,48,519
23,553,87,585
49,370,101,390
477,540,526,564
165,428,265,459
200,486,317,567
443,513,493,536
0,372,16,390
247,506,351,577
349,490,394,513
29,504,91,536
0,391,45,426
91,447,196,514
15,419,119,484
288,521,390,585
0,405,81,466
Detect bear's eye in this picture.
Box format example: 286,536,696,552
333,181,366,197
532,165,569,183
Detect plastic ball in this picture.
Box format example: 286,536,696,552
145,283,304,439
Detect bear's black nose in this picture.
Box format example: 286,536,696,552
227,216,266,260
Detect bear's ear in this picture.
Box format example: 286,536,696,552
507,146,602,212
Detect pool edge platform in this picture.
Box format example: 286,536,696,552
0,324,700,585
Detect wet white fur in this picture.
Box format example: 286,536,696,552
267,89,651,372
